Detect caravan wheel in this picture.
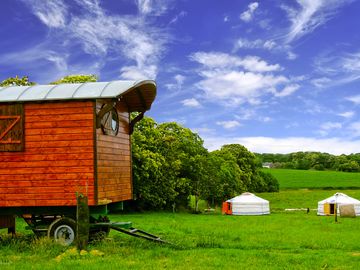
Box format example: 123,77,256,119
48,217,76,246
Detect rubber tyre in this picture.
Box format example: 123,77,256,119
47,217,76,246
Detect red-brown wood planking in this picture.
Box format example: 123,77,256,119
0,101,96,207
0,99,134,208
96,100,132,204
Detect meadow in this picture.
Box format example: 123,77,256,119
1,169,360,269
264,168,360,189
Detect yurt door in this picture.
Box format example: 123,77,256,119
222,202,232,215
324,203,330,215
329,204,335,214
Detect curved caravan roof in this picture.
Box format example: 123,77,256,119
0,80,156,112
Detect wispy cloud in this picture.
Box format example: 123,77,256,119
313,50,360,87
338,111,355,118
240,2,259,22
165,74,185,91
26,0,68,28
137,0,173,16
318,121,342,136
348,122,360,138
216,120,241,129
282,0,352,44
169,11,187,24
311,77,331,88
190,51,299,105
20,0,170,80
346,95,360,105
190,52,281,72
233,38,276,51
182,98,201,108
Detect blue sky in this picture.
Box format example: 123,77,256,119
1,0,360,154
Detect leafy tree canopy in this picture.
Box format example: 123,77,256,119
50,74,98,84
0,76,35,87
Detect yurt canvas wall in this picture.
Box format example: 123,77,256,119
317,193,360,216
223,192,270,215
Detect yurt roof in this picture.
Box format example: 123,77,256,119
226,192,269,203
0,80,156,112
318,192,360,204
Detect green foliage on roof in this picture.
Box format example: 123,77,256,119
0,76,36,87
50,74,98,84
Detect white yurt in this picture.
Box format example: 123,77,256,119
222,192,270,215
317,192,360,216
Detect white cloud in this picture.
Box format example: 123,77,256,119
282,0,352,44
182,98,201,108
348,122,360,137
195,70,288,105
203,136,360,155
273,84,300,97
318,121,342,136
22,0,169,81
234,38,276,51
26,0,68,28
240,2,259,22
311,77,331,88
175,74,185,85
169,11,187,24
259,116,272,123
321,122,342,130
346,95,360,105
287,51,298,60
165,74,185,91
190,51,298,105
338,111,354,118
137,0,171,16
190,52,281,73
120,65,157,80
216,120,241,129
314,50,360,87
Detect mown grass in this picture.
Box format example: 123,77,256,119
1,193,360,270
1,170,360,269
264,168,360,189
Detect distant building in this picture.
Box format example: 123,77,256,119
262,162,273,168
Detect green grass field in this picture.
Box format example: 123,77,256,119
1,207,360,269
1,170,360,269
264,168,360,189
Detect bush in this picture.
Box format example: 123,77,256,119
258,171,279,192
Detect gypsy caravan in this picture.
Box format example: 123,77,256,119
0,80,158,243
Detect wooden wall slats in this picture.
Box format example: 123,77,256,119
0,101,96,207
0,153,93,162
96,100,132,203
24,101,93,109
26,114,94,123
27,127,93,136
26,107,94,115
1,160,93,168
26,133,93,142
0,173,93,181
26,120,93,129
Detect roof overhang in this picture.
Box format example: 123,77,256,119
0,80,157,113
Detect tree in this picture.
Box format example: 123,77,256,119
0,76,35,86
50,74,98,84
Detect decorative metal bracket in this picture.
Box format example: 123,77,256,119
129,111,145,135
